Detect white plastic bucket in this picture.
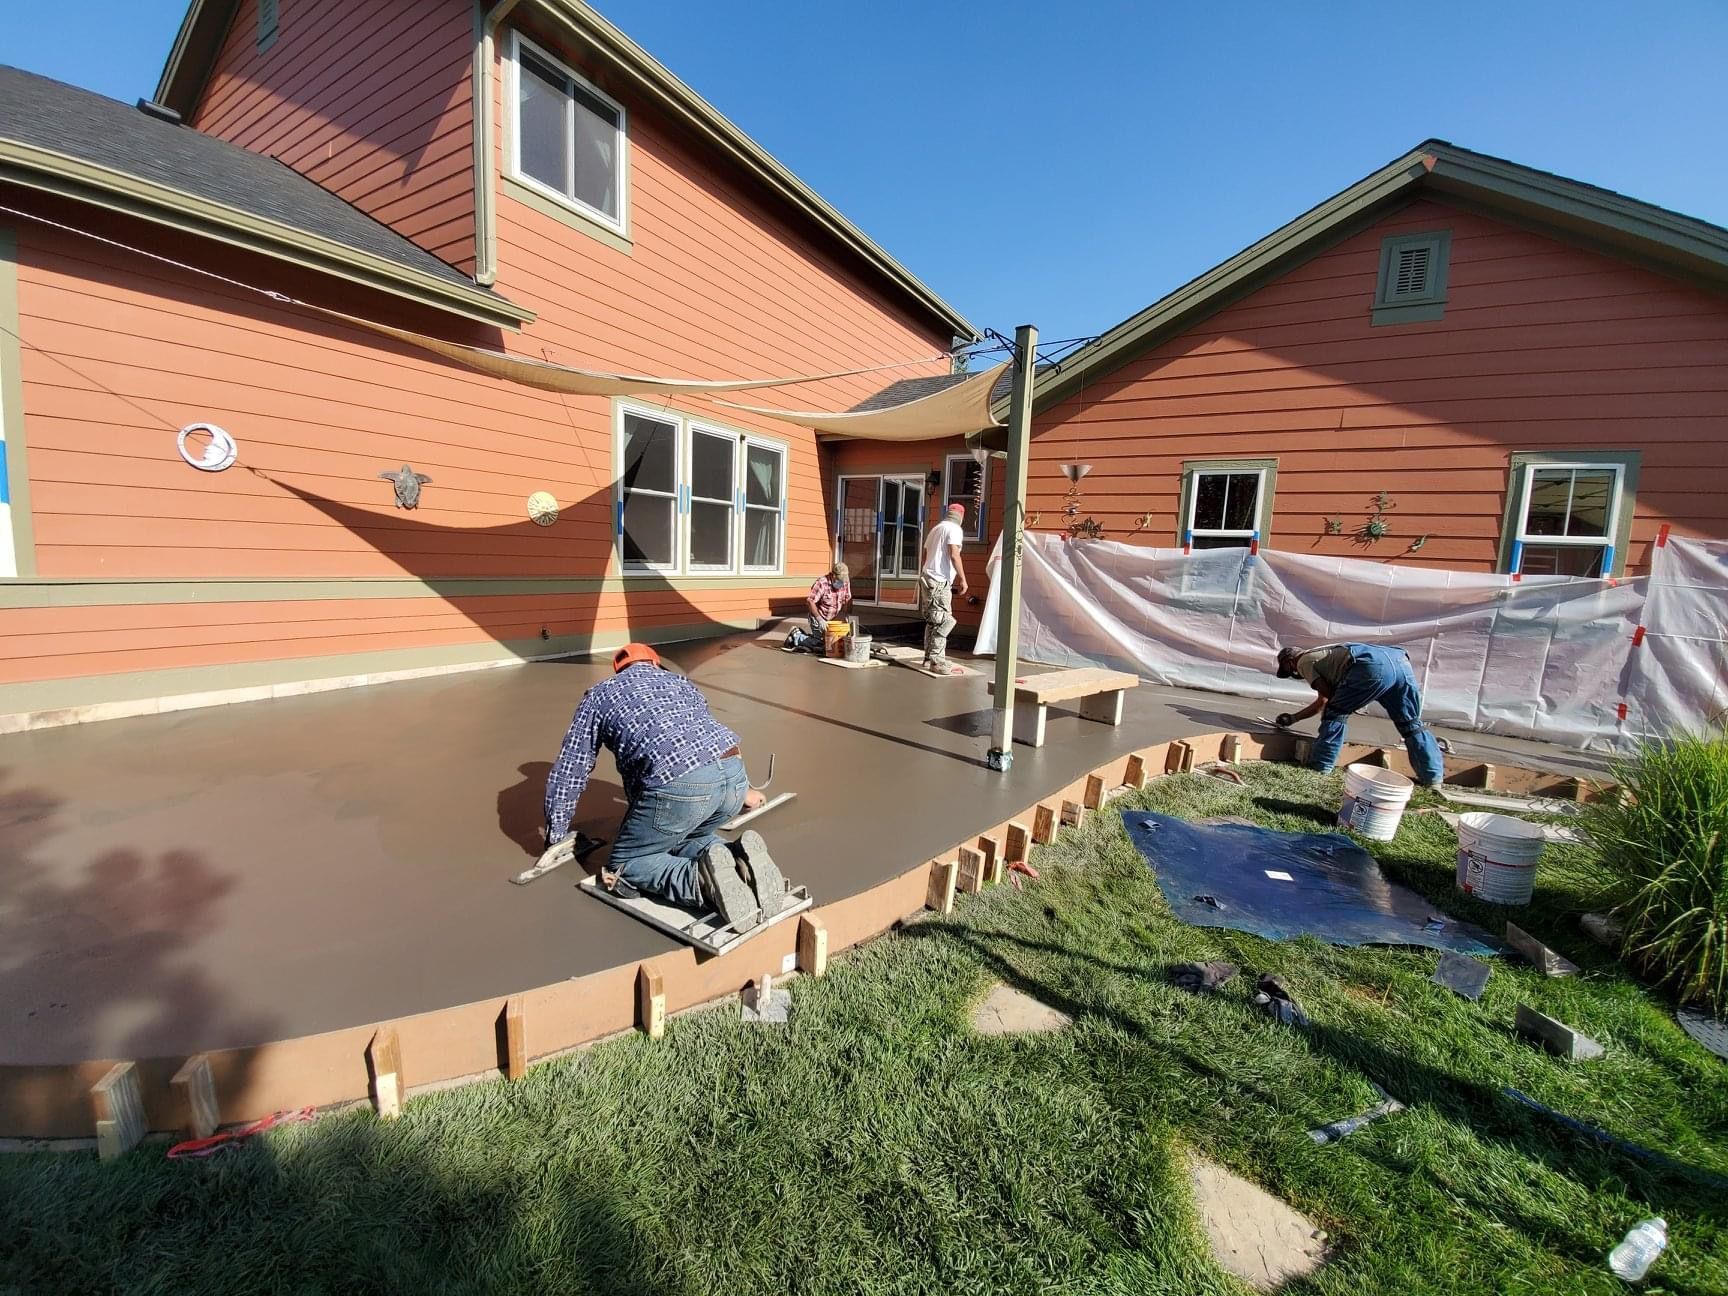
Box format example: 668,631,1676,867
1455,812,1547,905
1336,764,1415,841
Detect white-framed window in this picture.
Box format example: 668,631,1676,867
879,476,926,578
508,32,627,234
614,403,786,577
617,408,679,572
1180,460,1274,550
741,439,786,573
943,454,987,542
1508,459,1629,578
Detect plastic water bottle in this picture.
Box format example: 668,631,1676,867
1608,1218,1667,1282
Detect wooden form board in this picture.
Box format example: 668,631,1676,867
5,728,1614,1140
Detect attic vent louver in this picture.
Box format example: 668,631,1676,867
135,99,182,125
1391,244,1430,297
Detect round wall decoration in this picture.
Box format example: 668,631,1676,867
177,423,238,472
526,491,560,526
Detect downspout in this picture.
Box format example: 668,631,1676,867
472,0,525,287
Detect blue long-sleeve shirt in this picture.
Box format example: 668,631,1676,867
543,665,741,839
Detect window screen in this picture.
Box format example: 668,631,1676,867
514,37,625,227
620,412,676,567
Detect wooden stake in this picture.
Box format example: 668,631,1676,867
636,966,666,1039
1220,733,1243,763
367,1028,404,1119
1004,822,1031,865
926,858,958,914
502,996,528,1080
1164,741,1194,774
977,834,1002,885
1032,804,1057,845
1060,800,1084,829
1083,774,1105,810
797,915,828,977
956,846,985,894
1124,754,1147,789
170,1054,219,1140
1567,777,1593,803
92,1061,146,1161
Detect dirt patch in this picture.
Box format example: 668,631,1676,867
1188,1154,1328,1290
970,983,1072,1035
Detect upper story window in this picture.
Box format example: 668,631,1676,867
257,0,279,51
1372,230,1451,326
615,403,786,578
510,33,627,233
1180,458,1277,550
1504,454,1637,578
943,453,987,542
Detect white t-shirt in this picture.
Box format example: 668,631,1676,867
922,518,965,583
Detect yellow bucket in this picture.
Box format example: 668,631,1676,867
824,620,851,657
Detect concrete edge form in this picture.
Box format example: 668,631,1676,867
0,730,1604,1142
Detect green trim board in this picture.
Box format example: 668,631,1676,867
0,227,32,577
1493,449,1640,577
0,573,825,609
0,616,759,721
999,140,1728,422
1175,457,1277,547
155,0,978,342
0,140,531,329
502,175,632,255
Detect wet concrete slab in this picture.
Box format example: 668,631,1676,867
0,636,1603,1064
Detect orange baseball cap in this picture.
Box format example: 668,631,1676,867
612,642,662,673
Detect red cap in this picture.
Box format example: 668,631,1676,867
612,642,662,673
946,502,965,516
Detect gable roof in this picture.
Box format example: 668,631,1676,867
849,368,1015,414
156,0,978,343
1014,139,1728,417
0,65,530,328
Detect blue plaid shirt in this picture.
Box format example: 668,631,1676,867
544,665,741,838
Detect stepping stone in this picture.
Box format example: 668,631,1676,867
1188,1155,1329,1291
970,983,1071,1035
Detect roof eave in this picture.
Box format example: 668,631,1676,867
0,138,534,330
155,0,979,343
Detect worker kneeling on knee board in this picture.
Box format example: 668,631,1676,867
1273,642,1444,786
544,643,786,930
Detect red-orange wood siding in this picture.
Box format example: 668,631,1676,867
191,0,479,273
1024,199,1728,574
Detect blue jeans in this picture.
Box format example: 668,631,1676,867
610,756,748,908
1310,644,1445,784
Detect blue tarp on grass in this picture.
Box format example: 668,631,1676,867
1123,811,1497,955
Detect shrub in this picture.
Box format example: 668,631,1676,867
1585,730,1728,1011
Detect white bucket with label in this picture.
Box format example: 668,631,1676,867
1336,764,1415,841
1455,812,1546,905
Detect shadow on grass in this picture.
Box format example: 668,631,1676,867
1251,796,1341,828
902,917,1728,1262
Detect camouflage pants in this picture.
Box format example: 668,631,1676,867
918,574,955,664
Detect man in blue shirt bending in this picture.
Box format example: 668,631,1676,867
544,643,785,930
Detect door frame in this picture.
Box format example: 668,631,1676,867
833,471,927,607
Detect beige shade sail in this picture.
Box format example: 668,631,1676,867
311,305,948,397
714,362,1009,440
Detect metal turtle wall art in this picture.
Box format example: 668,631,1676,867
379,464,432,509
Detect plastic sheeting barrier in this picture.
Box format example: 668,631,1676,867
1124,812,1497,955
1624,534,1728,738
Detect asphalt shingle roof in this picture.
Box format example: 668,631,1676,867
0,65,484,295
849,368,1016,413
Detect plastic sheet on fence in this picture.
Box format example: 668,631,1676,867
1123,811,1497,954
977,533,1646,749
1624,535,1728,738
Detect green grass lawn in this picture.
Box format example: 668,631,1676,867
4,762,1726,1295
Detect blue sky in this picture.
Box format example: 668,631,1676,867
4,1,1724,345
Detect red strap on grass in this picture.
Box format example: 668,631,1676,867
166,1106,316,1159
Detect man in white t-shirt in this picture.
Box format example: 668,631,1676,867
918,502,969,673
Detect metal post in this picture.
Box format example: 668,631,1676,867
987,324,1037,772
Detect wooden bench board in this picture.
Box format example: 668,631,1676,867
987,667,1139,705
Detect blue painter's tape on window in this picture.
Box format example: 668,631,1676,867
614,499,624,536
0,441,9,505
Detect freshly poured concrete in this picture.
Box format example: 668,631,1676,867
0,635,1604,1065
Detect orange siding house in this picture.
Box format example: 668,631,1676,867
831,142,1728,600
0,0,975,723
1014,143,1728,580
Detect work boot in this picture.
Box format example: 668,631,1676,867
734,831,788,918
698,843,760,932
